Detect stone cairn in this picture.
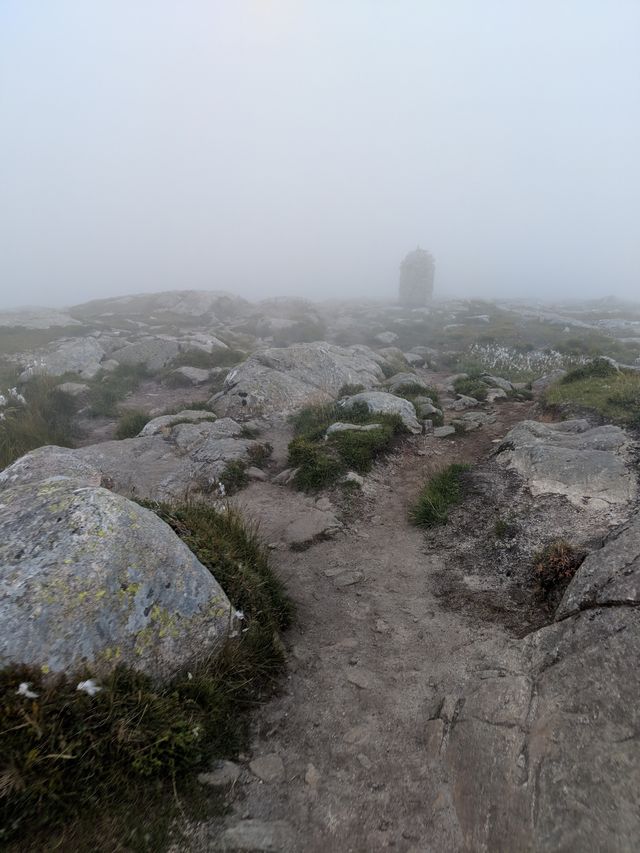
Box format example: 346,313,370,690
398,247,435,306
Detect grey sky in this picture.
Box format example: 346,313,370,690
1,1,639,308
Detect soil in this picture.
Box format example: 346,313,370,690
179,400,550,851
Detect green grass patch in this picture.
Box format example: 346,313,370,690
544,368,640,427
561,357,618,384
453,376,488,401
87,364,149,417
115,409,151,439
219,459,250,494
410,463,470,527
170,348,245,370
288,401,407,490
0,502,291,850
0,378,79,470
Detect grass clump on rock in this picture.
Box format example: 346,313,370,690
114,408,151,439
219,459,250,494
0,377,78,470
410,463,470,527
0,501,291,850
453,375,488,401
544,362,640,427
533,540,586,607
288,401,407,490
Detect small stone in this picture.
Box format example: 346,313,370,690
344,471,364,487
434,425,456,438
247,466,267,481
347,668,375,689
374,618,390,633
357,753,373,769
249,753,285,783
305,763,320,786
335,571,364,588
197,760,242,787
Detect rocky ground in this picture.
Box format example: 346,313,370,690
1,291,640,851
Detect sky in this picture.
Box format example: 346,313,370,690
1,1,639,308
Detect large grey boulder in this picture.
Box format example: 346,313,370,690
20,337,106,380
112,337,179,371
0,478,232,678
212,343,383,418
496,419,636,508
338,391,421,434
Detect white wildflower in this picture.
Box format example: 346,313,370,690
76,679,102,696
16,682,39,699
192,725,201,739
187,671,193,680
234,609,245,621
218,482,226,497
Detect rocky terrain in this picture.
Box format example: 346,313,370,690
1,290,640,851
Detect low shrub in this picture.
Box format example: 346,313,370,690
114,409,151,439
0,378,78,470
410,464,470,527
453,376,488,401
561,357,617,384
0,501,291,848
533,540,585,605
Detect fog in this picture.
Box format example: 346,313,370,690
1,1,639,309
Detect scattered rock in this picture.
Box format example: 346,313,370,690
325,421,382,437
434,425,456,438
347,668,376,689
343,471,364,487
339,391,421,434
198,760,243,787
172,366,211,385
249,754,285,784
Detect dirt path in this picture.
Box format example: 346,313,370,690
191,401,534,852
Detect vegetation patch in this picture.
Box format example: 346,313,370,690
533,540,586,608
410,464,470,528
288,401,407,490
219,459,250,494
561,357,618,384
0,378,79,470
453,375,488,401
247,442,273,468
338,382,365,397
87,364,149,417
0,325,92,357
0,502,291,850
170,348,245,370
544,366,640,427
115,409,151,439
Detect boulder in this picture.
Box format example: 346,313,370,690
172,366,211,385
20,337,105,380
386,372,432,395
57,381,91,398
531,369,567,393
212,343,383,418
112,337,180,371
496,419,636,508
0,478,232,678
139,409,216,437
338,391,421,434
481,374,513,392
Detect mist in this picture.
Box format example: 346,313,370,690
1,0,639,309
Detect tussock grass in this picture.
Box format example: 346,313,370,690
0,502,291,849
410,463,470,527
338,382,365,397
219,459,249,494
289,401,407,490
115,409,151,439
533,540,585,606
453,375,488,401
544,367,640,427
0,378,78,470
561,357,617,384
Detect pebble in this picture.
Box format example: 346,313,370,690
249,753,285,783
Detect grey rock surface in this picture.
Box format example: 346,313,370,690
497,419,636,507
112,337,179,371
215,820,295,851
0,478,232,678
325,422,382,437
20,337,105,380
172,366,211,385
339,391,421,434
386,372,433,395
139,409,217,437
213,342,383,418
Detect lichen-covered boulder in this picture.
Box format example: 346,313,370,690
212,342,384,418
339,391,422,434
0,478,232,678
112,337,179,371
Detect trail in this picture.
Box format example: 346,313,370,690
193,401,534,852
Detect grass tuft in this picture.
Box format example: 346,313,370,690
410,464,470,527
219,459,249,494
115,409,151,439
453,376,488,401
0,378,79,470
561,357,617,384
544,367,640,427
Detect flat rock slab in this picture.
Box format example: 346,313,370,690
339,390,422,434
249,754,285,783
497,419,636,508
215,820,295,851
